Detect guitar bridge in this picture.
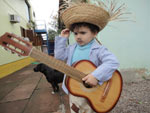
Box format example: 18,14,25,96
101,79,112,102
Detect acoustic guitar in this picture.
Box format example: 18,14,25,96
0,32,123,113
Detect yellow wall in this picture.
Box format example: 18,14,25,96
0,0,34,65
0,0,36,78
0,0,29,36
0,0,30,65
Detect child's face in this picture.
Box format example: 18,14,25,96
73,26,97,46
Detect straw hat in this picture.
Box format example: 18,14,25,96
61,2,130,31
61,4,109,31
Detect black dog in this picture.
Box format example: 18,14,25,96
33,63,64,93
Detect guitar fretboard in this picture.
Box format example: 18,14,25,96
30,48,86,83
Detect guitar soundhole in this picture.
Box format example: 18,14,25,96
83,81,93,88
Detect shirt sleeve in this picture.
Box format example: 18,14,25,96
54,36,69,61
91,46,120,82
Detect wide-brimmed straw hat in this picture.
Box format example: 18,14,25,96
61,1,130,31
61,4,109,31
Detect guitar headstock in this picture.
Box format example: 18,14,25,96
0,32,33,56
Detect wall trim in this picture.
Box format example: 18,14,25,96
0,57,36,79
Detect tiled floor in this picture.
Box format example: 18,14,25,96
0,64,70,113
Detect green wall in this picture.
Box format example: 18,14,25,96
69,0,150,69
0,0,30,65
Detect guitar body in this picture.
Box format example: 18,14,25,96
66,60,123,113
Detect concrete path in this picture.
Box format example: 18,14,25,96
0,64,70,113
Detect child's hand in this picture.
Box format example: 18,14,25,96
82,74,98,86
60,28,70,38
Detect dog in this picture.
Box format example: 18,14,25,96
33,63,64,94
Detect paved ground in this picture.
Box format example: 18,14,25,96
1,63,150,113
0,64,70,113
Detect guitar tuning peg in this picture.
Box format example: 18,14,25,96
11,51,15,54
21,51,25,54
4,47,8,51
17,54,21,57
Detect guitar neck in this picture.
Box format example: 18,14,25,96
30,48,85,83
